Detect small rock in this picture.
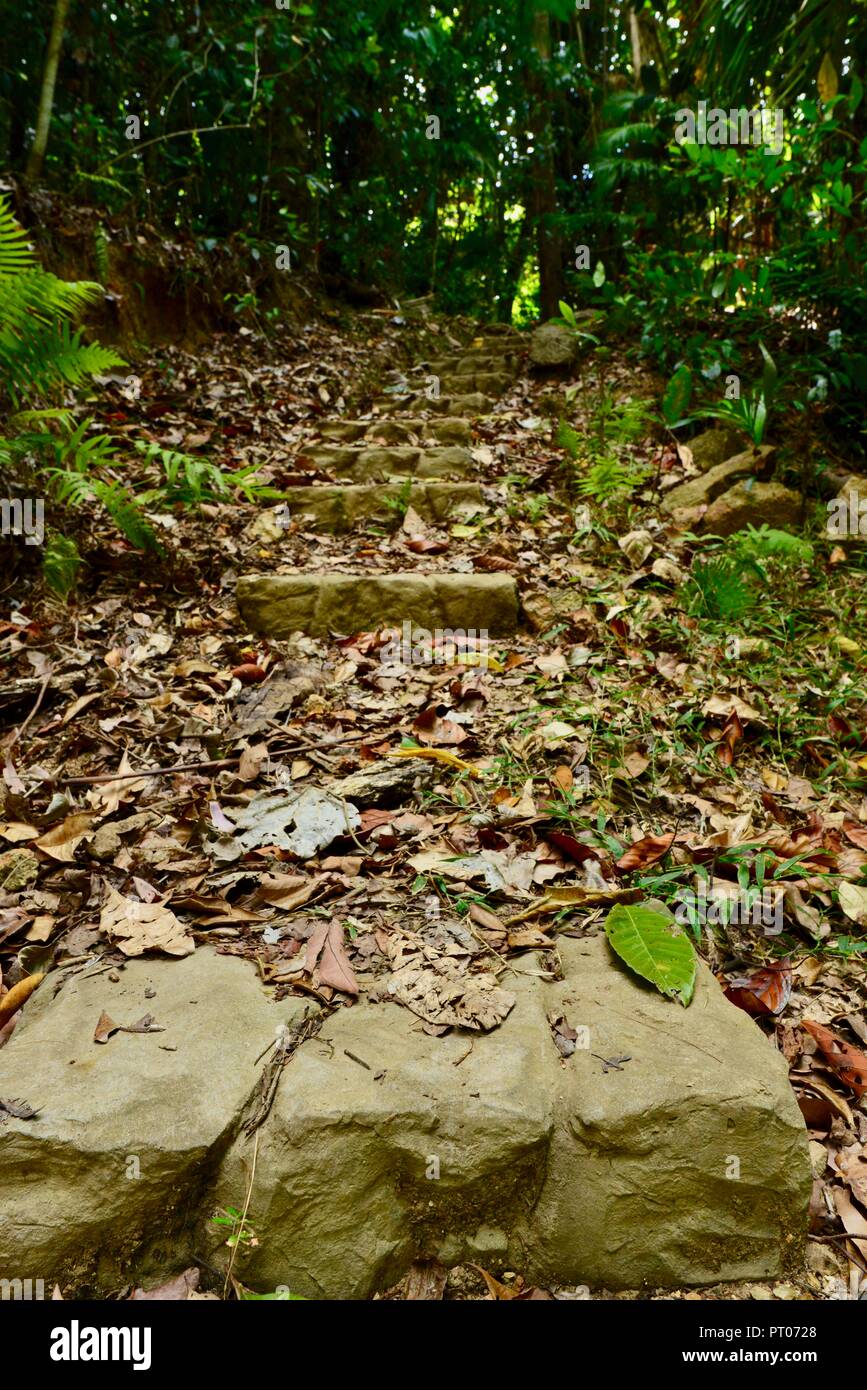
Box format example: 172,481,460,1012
331,759,437,807
530,322,579,368
683,428,743,472
0,850,39,892
702,481,803,537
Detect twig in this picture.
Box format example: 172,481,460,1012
6,669,52,748
95,123,253,174
223,1129,259,1299
52,732,376,785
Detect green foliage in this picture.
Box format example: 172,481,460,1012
381,477,414,522
684,555,759,622
0,197,124,407
576,457,651,503
0,195,158,567
41,532,82,599
93,224,110,284
555,419,583,458
685,344,778,445
133,441,276,507
604,902,697,1007
662,365,694,426
729,525,813,566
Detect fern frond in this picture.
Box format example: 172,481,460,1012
0,197,36,278
43,532,82,600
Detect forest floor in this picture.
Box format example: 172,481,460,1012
1,301,866,1301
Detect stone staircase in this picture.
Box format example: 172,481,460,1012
237,323,524,639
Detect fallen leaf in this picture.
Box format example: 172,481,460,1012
94,1011,120,1043
725,963,792,1017
616,831,676,872
802,1019,867,1096
838,881,867,926
304,918,358,995
34,813,94,862
386,747,481,777
99,884,194,958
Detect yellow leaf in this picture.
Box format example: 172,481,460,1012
385,748,482,778
818,52,838,103
454,650,504,672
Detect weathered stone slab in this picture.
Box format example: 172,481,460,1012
318,418,472,446
0,937,809,1297
237,572,520,637
212,935,810,1297
683,427,744,472
436,372,512,396
662,445,775,514
374,392,493,417
702,481,803,536
427,355,519,375
281,482,483,531
0,949,303,1291
305,445,473,481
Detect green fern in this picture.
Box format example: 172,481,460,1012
0,195,125,408
0,198,36,277
133,440,276,506
42,532,82,599
556,419,584,459
685,556,759,621
0,197,161,556
93,224,110,284
577,457,651,503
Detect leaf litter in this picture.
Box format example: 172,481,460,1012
1,306,866,1299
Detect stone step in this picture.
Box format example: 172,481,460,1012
304,444,473,481
0,938,809,1297
426,353,520,375
318,417,472,446
237,571,519,637
662,445,774,515
279,482,483,532
373,392,494,417
430,372,512,396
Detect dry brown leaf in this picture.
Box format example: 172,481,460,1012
99,884,194,958
304,918,358,996
34,813,94,862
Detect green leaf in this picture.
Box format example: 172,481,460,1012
558,300,576,327
662,363,693,425
604,902,697,1006
758,340,777,402
592,261,606,288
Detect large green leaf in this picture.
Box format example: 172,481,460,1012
604,902,697,1007
662,364,693,425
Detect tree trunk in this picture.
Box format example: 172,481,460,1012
529,9,563,320
25,0,72,182
628,9,643,83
